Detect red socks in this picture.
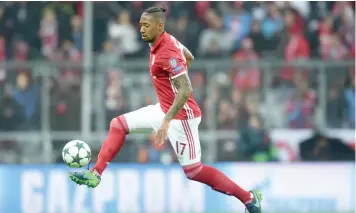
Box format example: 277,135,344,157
93,116,128,175
183,162,252,204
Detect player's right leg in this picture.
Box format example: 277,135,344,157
68,104,162,188
168,118,263,213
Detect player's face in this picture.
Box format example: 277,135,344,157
139,13,163,43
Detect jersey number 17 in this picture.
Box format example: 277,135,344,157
176,141,187,155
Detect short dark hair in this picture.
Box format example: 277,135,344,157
143,6,166,22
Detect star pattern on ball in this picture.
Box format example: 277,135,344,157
76,141,85,149
63,147,70,155
72,154,82,163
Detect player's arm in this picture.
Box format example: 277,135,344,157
164,73,193,121
182,45,194,69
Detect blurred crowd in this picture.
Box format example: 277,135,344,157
0,2,354,59
0,2,354,164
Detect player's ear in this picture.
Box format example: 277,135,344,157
158,22,164,30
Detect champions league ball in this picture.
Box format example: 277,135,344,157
62,140,91,168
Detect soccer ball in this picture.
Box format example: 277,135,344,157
62,140,91,168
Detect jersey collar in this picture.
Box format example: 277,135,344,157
150,31,166,53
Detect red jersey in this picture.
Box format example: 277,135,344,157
149,32,201,120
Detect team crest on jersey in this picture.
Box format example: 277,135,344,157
169,58,177,67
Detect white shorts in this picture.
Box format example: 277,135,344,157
123,103,201,166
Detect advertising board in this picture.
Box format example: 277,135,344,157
0,163,353,213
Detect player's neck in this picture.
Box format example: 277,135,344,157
150,30,165,47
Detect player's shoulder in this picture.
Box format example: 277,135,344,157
153,33,184,67
158,34,181,53
162,32,175,44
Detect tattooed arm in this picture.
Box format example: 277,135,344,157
164,73,193,121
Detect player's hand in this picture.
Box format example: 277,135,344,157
156,119,170,145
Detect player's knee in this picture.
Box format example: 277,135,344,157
182,162,203,180
110,115,129,134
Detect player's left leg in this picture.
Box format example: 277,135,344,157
168,117,263,213
69,104,163,188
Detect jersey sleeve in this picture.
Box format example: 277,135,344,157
158,51,187,79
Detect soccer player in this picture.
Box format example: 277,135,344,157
69,6,262,213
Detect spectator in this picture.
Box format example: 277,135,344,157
318,16,334,37
105,70,126,122
198,9,235,57
232,38,260,91
273,8,310,81
195,1,212,25
231,89,249,129
217,99,236,130
39,9,58,58
284,27,309,64
97,40,121,68
224,2,252,50
250,2,267,21
190,72,205,107
238,115,277,162
245,92,260,119
276,1,310,18
337,12,355,50
204,38,222,58
53,40,82,86
57,40,81,62
326,86,345,128
261,3,283,39
321,34,348,61
332,1,354,21
282,33,310,81
13,39,29,62
70,15,83,52
0,83,25,131
344,75,355,128
286,73,316,128
49,75,81,131
284,8,304,35
317,16,334,56
11,39,30,74
12,72,40,129
248,20,264,53
108,9,141,56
